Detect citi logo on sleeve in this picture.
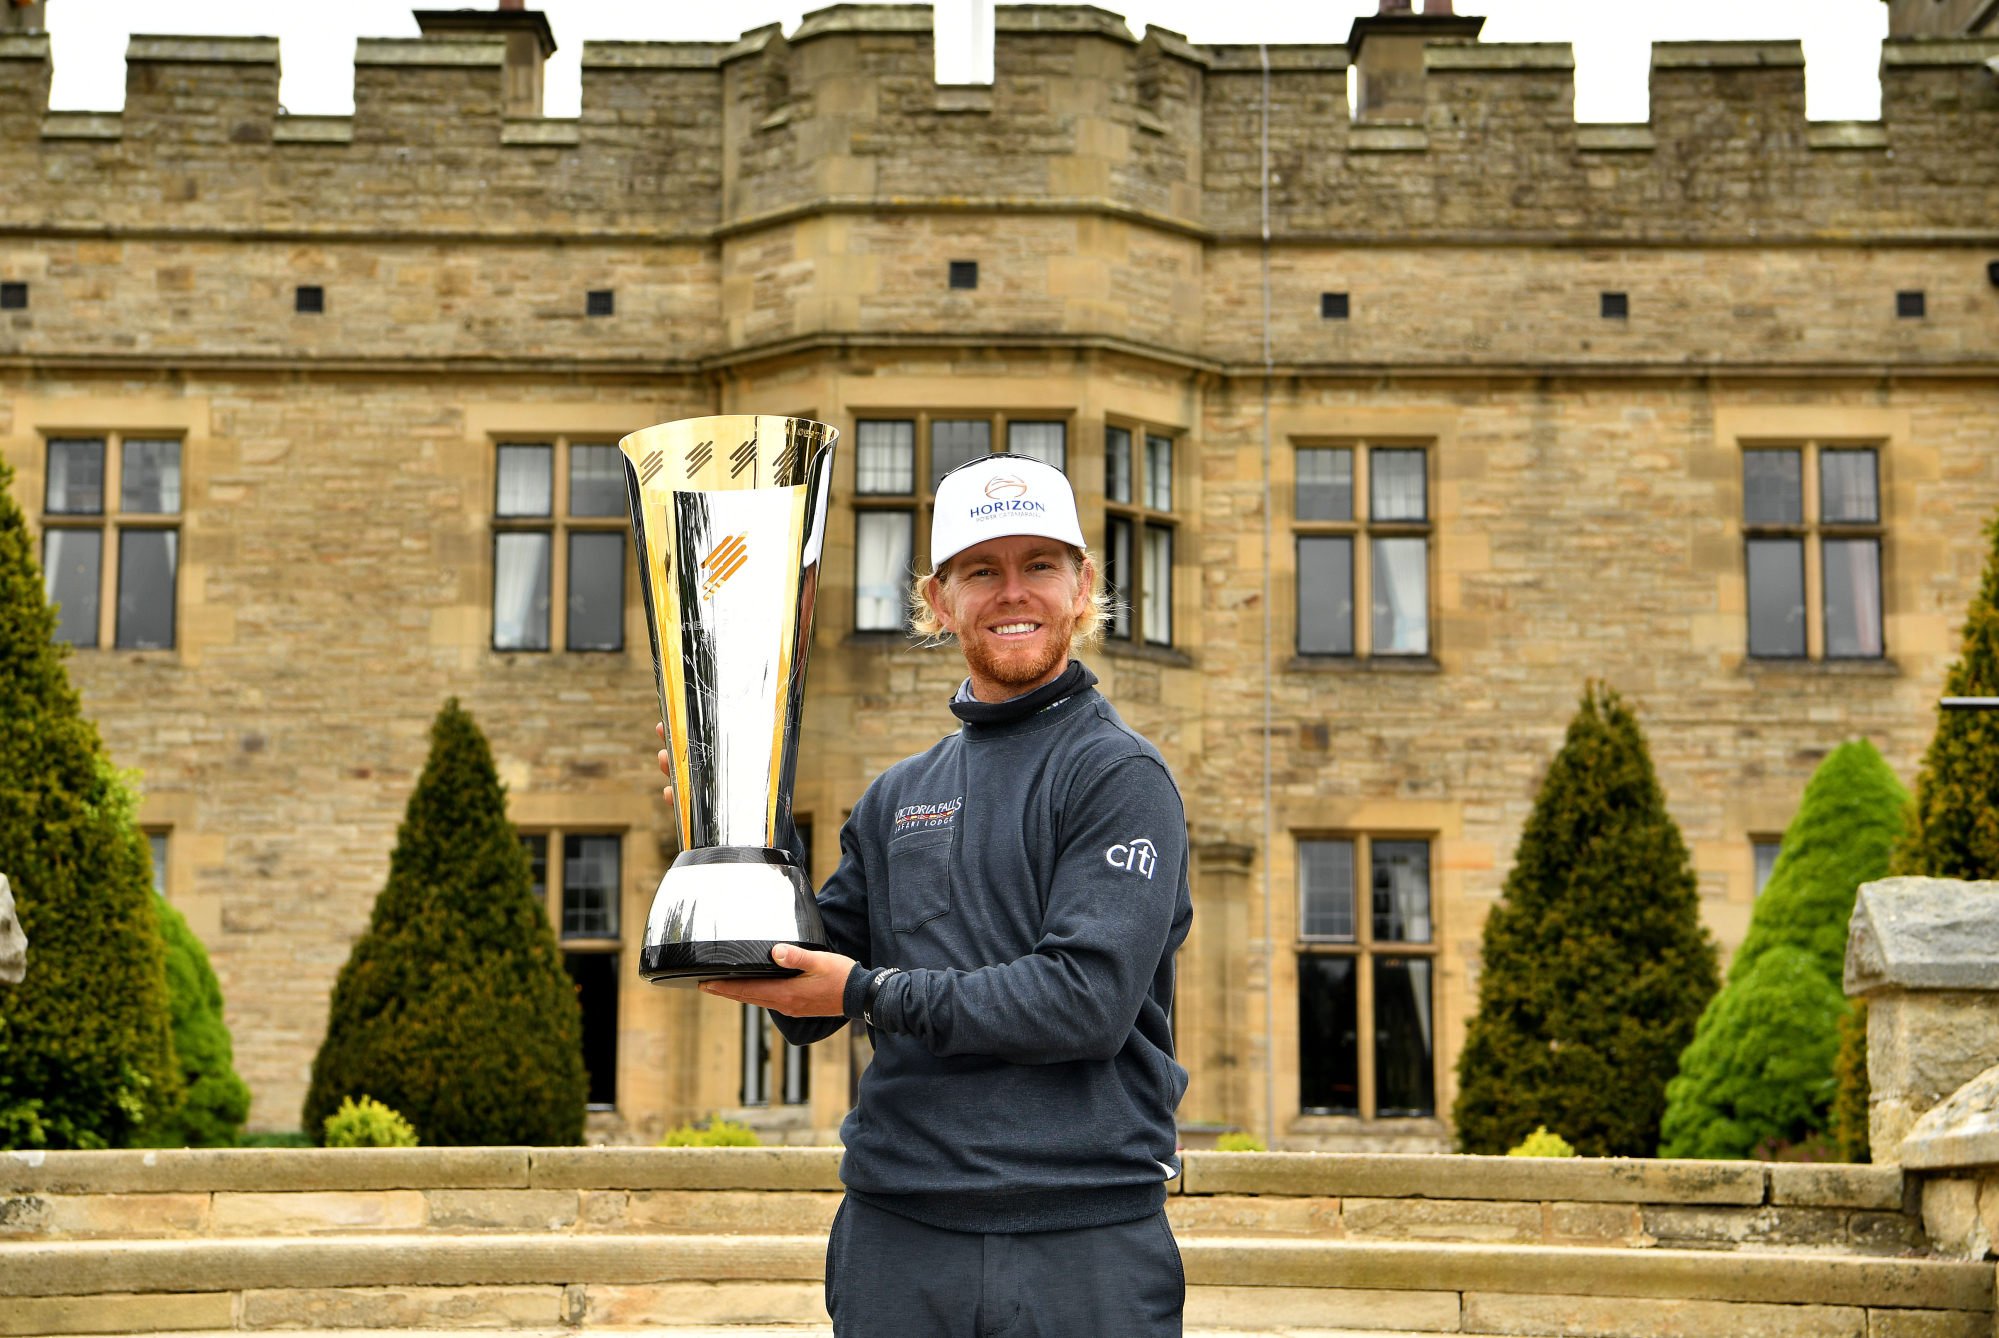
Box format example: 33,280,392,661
1105,838,1158,879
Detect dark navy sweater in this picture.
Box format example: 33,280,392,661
775,664,1192,1233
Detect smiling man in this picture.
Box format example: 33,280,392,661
694,452,1194,1336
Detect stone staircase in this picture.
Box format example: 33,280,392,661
3,1147,1992,1337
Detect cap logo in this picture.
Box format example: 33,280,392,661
700,534,750,598
984,474,1029,500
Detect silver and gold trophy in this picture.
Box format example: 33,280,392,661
619,415,838,984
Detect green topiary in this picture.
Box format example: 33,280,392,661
1507,1126,1577,1158
301,699,587,1146
659,1116,761,1147
0,461,181,1149
1659,740,1906,1160
1214,1132,1267,1153
1893,510,1999,880
1452,684,1720,1157
323,1095,418,1148
131,897,252,1148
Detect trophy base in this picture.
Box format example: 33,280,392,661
638,847,830,987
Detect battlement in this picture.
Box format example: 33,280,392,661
1,9,1996,241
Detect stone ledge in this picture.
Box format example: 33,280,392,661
0,1147,531,1195
1427,44,1574,72
526,1147,843,1191
1845,878,1999,994
1807,121,1888,151
273,117,354,145
40,113,121,141
1349,123,1428,153
578,42,733,69
1881,38,1999,66
354,38,506,68
1651,41,1806,70
502,120,580,147
126,36,281,64
1768,1163,1905,1210
1577,124,1655,152
0,34,50,60
7,1235,1990,1311
1180,1153,1766,1205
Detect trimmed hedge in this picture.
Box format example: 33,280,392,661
302,699,586,1146
1452,684,1719,1157
131,896,252,1148
1659,740,1906,1159
0,460,180,1149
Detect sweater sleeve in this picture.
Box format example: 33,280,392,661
869,753,1185,1064
770,791,877,1048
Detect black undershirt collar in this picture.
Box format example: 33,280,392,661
948,659,1098,726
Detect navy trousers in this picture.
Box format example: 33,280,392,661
824,1193,1185,1337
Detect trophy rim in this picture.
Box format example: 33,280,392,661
618,414,838,461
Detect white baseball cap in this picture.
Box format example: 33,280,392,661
929,454,1087,568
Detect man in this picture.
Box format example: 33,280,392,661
683,452,1193,1336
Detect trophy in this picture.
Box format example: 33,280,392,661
619,415,838,984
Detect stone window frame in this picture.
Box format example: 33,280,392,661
1290,439,1436,661
1740,439,1887,662
1102,419,1180,649
848,409,1074,635
39,430,184,652
519,826,624,1111
489,435,630,655
1294,831,1442,1123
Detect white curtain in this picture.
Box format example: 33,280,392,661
497,444,552,516
1006,421,1066,471
1825,538,1883,657
1142,524,1172,644
494,532,550,649
855,511,912,630
1370,449,1426,521
1145,434,1173,510
1371,537,1429,654
856,420,915,495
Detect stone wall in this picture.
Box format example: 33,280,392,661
2,6,1996,1145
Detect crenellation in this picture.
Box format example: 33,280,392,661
0,33,50,126
122,37,280,146
352,38,506,148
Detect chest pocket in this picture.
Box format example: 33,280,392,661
884,830,955,934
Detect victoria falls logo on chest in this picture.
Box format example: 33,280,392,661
894,797,963,833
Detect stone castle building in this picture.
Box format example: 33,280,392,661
2,2,1996,1149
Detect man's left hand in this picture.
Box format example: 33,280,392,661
700,944,856,1017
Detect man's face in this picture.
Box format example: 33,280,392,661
928,536,1091,701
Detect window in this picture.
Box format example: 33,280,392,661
4,281,31,309
1103,423,1178,646
1293,444,1431,658
521,830,622,1108
1743,444,1883,660
492,439,628,653
1752,837,1783,897
1297,836,1437,1119
146,830,169,897
1600,291,1629,320
294,285,324,314
586,289,615,317
743,818,813,1108
1321,292,1350,320
41,434,182,650
850,413,1070,631
948,261,978,290
1895,290,1925,319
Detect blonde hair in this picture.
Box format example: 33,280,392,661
909,545,1110,646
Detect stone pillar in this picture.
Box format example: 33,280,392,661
1183,841,1256,1139
1844,877,1999,1261
1,2,46,35
1345,6,1485,122
413,6,556,119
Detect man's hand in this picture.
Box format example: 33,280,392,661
701,944,856,1017
655,721,674,806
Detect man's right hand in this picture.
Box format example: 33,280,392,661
655,721,675,807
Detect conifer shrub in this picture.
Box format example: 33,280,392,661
1659,740,1905,1160
1893,511,1999,880
1452,684,1719,1157
323,1096,418,1148
301,699,586,1146
659,1116,761,1147
0,462,180,1149
1830,1002,1871,1163
132,897,252,1148
1507,1127,1577,1158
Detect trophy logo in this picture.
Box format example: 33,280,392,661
619,415,839,984
985,474,1029,500
699,534,750,599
